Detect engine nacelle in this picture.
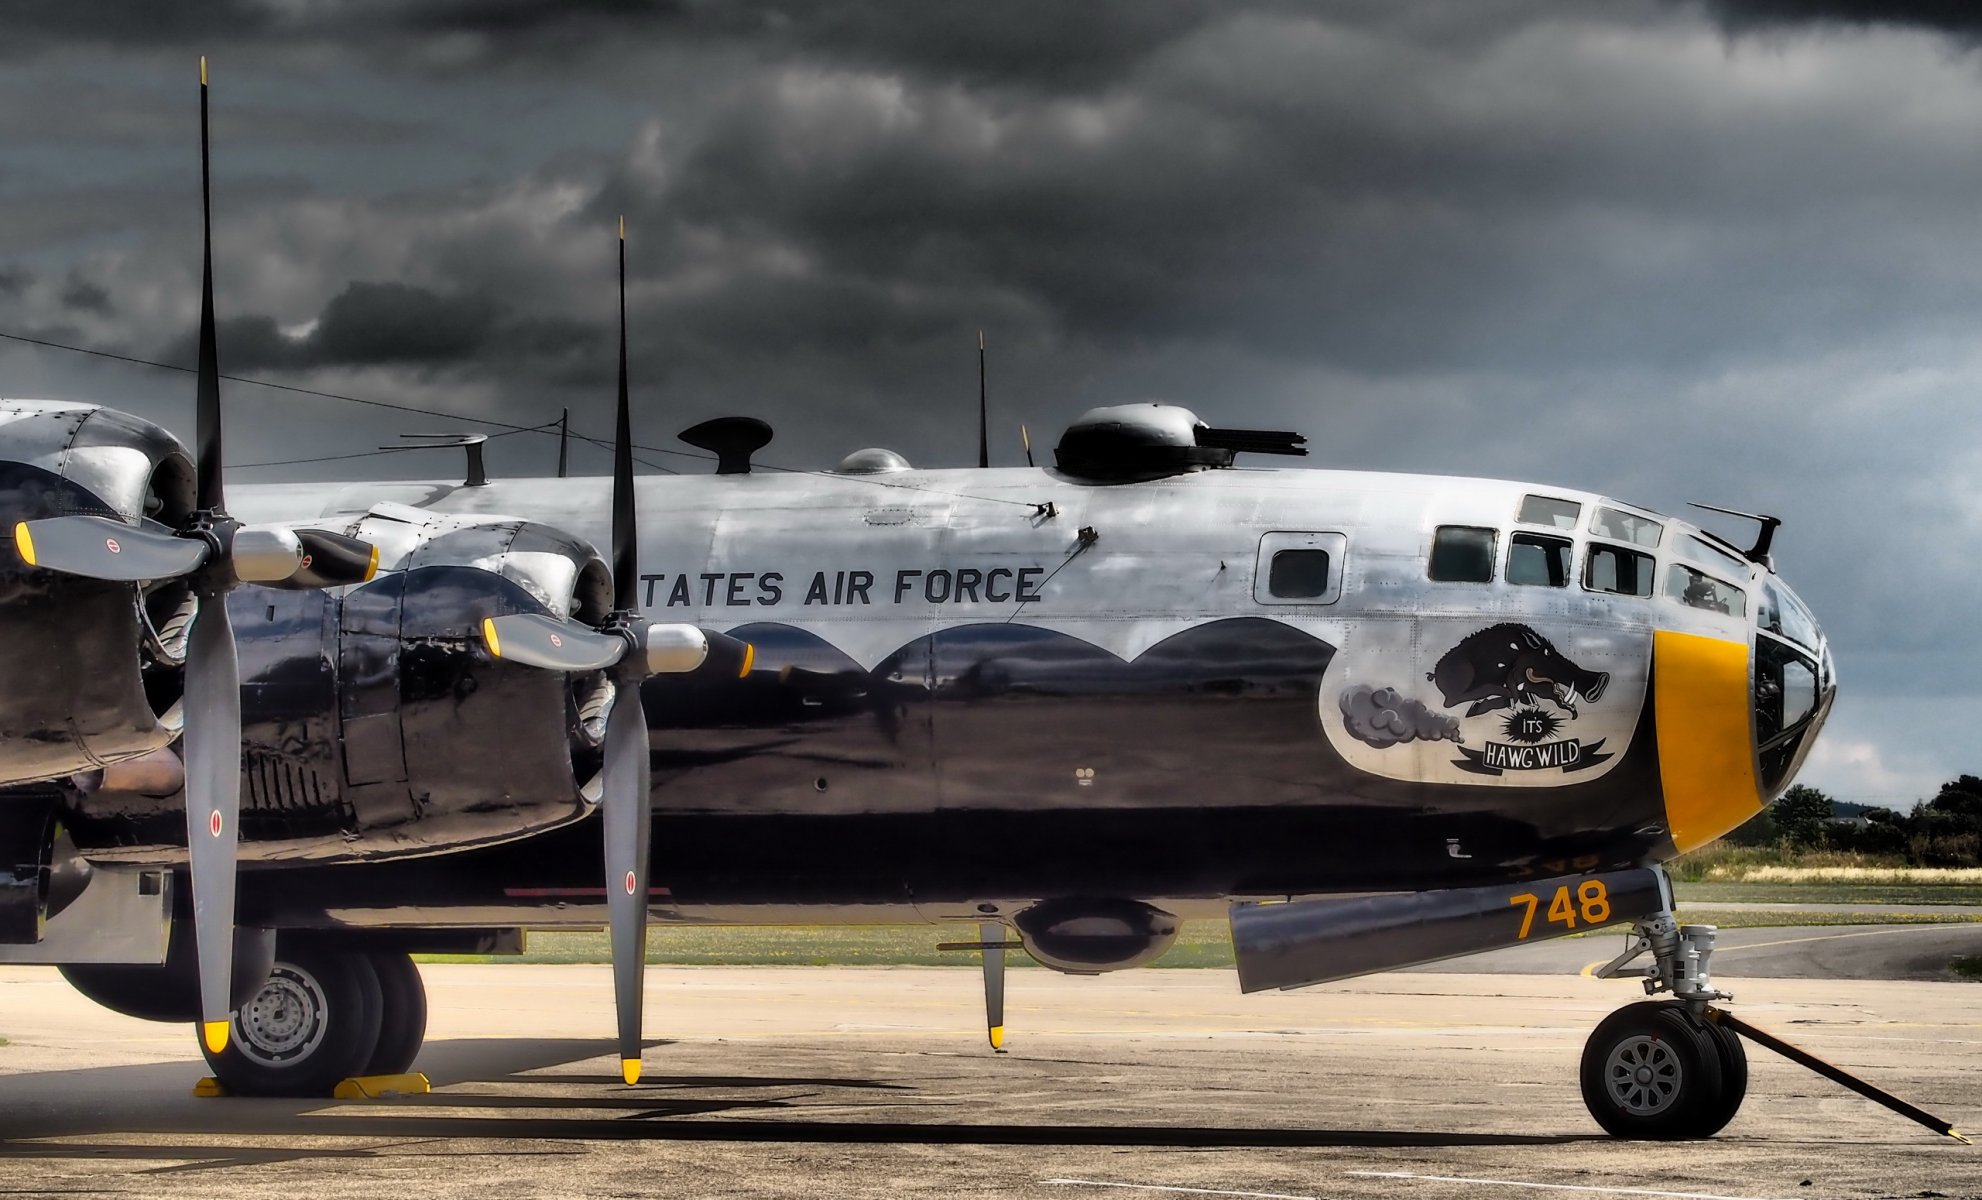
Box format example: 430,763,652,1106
0,401,198,784
61,920,276,1021
63,503,616,865
1012,899,1180,974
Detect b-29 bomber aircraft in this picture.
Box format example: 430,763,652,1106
0,58,1882,1146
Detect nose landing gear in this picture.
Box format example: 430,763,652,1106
1584,911,1965,1142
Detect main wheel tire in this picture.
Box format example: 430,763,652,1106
365,951,428,1076
199,944,384,1097
1580,1001,1726,1139
1691,1016,1749,1138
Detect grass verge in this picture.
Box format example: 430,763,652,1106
1953,955,1982,982
414,908,1982,968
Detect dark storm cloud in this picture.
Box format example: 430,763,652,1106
0,268,28,297
161,281,598,372
1687,1,1982,35
0,0,1268,88
59,275,112,316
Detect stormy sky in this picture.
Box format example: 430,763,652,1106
2,0,1978,809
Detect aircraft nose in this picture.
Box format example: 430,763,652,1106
1652,576,1832,855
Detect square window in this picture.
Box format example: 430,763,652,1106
1268,549,1332,598
1518,495,1581,530
1508,533,1572,587
1585,543,1654,596
1430,526,1497,583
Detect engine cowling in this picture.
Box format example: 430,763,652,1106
0,400,198,784
63,502,617,865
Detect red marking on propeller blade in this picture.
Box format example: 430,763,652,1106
624,871,637,895
550,632,564,648
105,537,121,554
208,810,223,838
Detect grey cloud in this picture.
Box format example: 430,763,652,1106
0,268,28,297
160,281,598,372
59,275,112,316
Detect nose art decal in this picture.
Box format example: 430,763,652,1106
1328,622,1643,787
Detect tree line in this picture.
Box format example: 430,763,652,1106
1727,776,1982,866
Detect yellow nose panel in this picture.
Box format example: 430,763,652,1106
1655,630,1760,854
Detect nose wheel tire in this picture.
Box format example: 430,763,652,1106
197,943,384,1097
364,951,429,1077
1580,1001,1730,1139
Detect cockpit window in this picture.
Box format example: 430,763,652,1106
1585,543,1654,597
1759,581,1820,649
1518,495,1582,531
1679,534,1749,576
1508,533,1572,587
1666,564,1746,617
1429,526,1496,583
1591,506,1663,548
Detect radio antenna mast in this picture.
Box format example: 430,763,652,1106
977,330,989,469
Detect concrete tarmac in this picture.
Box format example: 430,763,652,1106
0,946,1978,1199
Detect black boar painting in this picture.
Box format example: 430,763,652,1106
1428,624,1610,718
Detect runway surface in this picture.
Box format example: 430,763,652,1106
1,928,1978,1199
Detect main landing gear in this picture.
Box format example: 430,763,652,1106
1584,913,1965,1142
198,941,429,1097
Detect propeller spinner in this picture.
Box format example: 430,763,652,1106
12,60,377,1055
480,218,750,1085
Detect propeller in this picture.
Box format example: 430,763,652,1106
981,921,1006,1051
480,218,750,1086
11,60,377,1056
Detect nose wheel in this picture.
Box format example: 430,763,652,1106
1580,1001,1744,1139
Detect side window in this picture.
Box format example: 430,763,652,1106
1253,531,1347,604
1268,550,1331,598
1508,533,1572,587
1429,526,1496,583
1665,564,1746,617
1585,543,1654,597
1517,495,1581,531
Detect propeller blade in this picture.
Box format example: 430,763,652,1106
283,529,379,589
182,593,241,1054
14,515,209,582
194,57,223,515
482,612,628,672
610,216,637,612
981,921,1006,1051
602,683,653,1084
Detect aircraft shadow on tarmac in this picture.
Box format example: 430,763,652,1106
0,1037,1597,1166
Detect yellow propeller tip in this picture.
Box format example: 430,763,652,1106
481,616,502,658
619,214,625,240
1949,1128,1971,1145
738,642,755,677
200,57,208,86
363,543,380,582
620,1058,642,1086
988,1025,1004,1050
202,1021,230,1054
12,523,35,567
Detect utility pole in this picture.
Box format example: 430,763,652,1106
557,407,569,478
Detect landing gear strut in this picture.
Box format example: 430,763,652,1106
1583,915,1742,1139
1585,911,1965,1142
197,942,429,1097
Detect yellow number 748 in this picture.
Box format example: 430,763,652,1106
1508,880,1611,939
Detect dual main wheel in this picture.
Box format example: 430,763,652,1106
1581,1001,1748,1139
198,944,428,1097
